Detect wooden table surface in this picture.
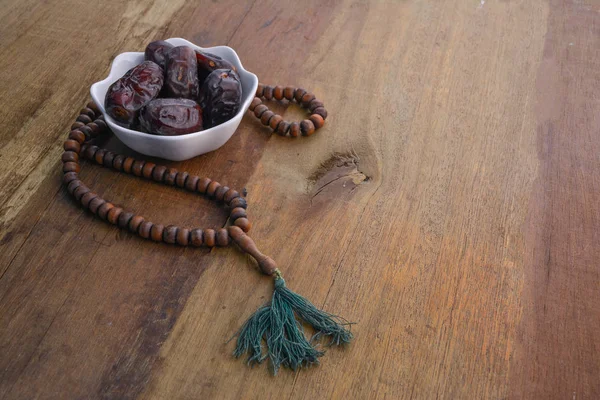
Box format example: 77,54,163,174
1,0,599,399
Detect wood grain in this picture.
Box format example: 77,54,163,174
0,0,599,399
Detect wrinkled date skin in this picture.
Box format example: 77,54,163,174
139,98,203,136
164,46,199,99
195,50,237,84
198,69,242,129
144,40,174,68
104,61,164,128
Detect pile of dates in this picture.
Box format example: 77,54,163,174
104,40,242,136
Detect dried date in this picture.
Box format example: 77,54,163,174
195,50,237,84
198,69,242,129
139,98,203,136
164,46,199,99
104,61,164,128
144,40,174,68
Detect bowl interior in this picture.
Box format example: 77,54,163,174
90,38,258,142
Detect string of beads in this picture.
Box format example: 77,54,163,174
61,84,327,275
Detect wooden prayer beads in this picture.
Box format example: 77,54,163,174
249,85,327,137
61,84,328,274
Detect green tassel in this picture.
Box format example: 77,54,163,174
233,272,353,374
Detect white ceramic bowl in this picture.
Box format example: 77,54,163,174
90,38,258,161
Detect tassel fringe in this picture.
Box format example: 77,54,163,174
233,271,353,374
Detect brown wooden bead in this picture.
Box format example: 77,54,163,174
103,152,116,168
216,228,230,246
73,185,90,201
87,101,100,114
87,122,100,135
94,119,107,131
152,165,167,182
185,175,200,191
107,206,123,225
300,119,315,136
132,160,145,177
80,191,97,208
215,185,229,202
112,154,125,171
150,224,164,242
190,229,204,246
176,228,190,246
224,189,240,203
142,162,156,179
260,110,275,126
97,202,114,220
175,171,189,188
230,207,247,221
84,145,98,160
94,149,106,165
76,114,92,124
312,107,328,119
88,197,105,214
273,86,284,100
80,107,95,119
63,162,80,173
62,151,79,163
276,121,289,136
289,122,300,137
294,88,307,103
69,130,86,144
79,125,93,139
309,114,325,129
164,168,178,185
129,215,144,233
63,171,78,185
234,217,252,232
63,139,81,153
139,221,153,239
71,121,85,130
263,85,273,100
117,211,134,229
206,181,221,197
197,177,211,193
163,225,178,244
256,83,265,97
67,179,83,195
123,157,135,173
253,104,268,118
308,99,324,112
284,87,295,100
301,92,315,107
204,229,216,247
250,97,261,111
269,115,283,131
229,196,247,209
